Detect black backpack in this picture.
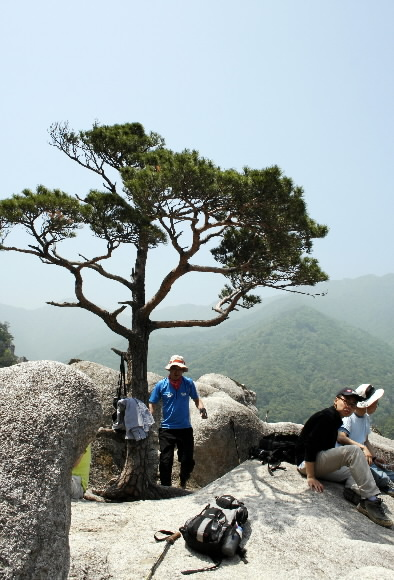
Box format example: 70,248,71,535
249,433,299,475
179,495,248,574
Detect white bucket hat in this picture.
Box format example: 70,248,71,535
165,355,188,372
356,384,384,408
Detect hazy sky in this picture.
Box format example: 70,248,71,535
1,0,393,311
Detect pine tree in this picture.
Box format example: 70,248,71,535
0,322,18,367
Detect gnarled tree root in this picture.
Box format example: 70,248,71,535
94,481,192,502
94,431,193,501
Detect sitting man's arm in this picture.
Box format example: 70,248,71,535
305,461,324,492
337,429,373,464
363,437,385,466
301,413,333,493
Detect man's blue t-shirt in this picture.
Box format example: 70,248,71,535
149,376,199,429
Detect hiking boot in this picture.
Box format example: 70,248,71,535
381,483,394,498
343,487,361,506
357,498,393,528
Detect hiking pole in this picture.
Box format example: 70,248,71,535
111,353,127,423
145,530,182,580
229,417,241,464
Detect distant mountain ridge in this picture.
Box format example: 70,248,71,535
278,274,394,348
1,274,394,436
2,273,394,362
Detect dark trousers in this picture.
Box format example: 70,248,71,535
158,427,195,486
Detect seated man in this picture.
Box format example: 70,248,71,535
295,388,392,528
337,383,394,497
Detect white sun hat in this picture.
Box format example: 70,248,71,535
356,384,384,408
165,355,188,372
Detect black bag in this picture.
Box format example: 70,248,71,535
249,433,299,475
179,496,248,574
180,505,228,559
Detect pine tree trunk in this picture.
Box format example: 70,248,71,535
100,316,189,500
98,240,191,501
101,439,189,501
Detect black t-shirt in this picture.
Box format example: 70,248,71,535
295,406,343,464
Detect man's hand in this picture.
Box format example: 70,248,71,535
307,476,324,492
199,408,208,419
362,446,373,465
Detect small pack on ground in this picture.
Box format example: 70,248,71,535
249,433,299,475
179,495,248,574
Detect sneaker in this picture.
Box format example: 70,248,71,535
381,483,394,498
343,487,361,506
357,498,393,528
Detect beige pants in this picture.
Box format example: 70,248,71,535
299,445,380,499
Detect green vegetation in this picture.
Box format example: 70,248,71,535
0,322,18,367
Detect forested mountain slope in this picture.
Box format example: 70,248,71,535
2,274,394,361
74,304,394,436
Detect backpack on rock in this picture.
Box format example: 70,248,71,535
179,495,248,574
249,433,299,475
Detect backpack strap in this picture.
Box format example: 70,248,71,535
267,447,289,475
181,557,222,575
237,545,248,564
180,543,247,574
154,530,176,541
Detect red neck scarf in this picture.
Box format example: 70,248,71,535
169,377,182,390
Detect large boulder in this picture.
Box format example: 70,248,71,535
197,373,258,413
370,432,394,465
0,360,102,580
188,384,302,488
190,389,264,487
68,460,394,579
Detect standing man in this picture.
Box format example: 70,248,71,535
337,383,394,496
295,388,392,527
149,355,208,488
